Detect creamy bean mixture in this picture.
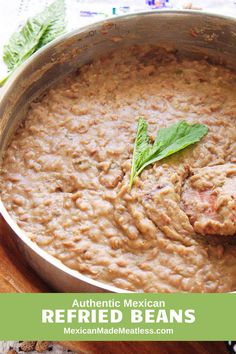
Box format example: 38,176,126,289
1,46,236,292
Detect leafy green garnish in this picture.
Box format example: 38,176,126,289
36,0,66,48
1,0,66,84
3,20,49,73
130,118,208,187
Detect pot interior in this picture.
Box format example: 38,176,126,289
1,11,236,292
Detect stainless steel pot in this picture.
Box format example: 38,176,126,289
1,10,236,293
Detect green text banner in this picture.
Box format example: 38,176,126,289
0,293,235,340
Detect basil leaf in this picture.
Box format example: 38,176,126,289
130,119,208,187
2,0,66,83
130,117,151,187
36,0,66,48
3,19,48,72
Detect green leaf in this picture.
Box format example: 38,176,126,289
130,119,208,187
36,0,66,48
1,0,66,84
3,19,48,72
130,117,151,187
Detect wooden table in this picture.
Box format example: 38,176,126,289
0,229,228,354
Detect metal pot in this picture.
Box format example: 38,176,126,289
1,10,236,292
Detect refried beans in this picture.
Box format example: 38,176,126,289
1,45,236,292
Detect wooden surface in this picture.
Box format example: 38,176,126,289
60,341,228,354
0,225,228,354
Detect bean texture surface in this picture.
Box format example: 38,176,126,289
1,46,236,292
